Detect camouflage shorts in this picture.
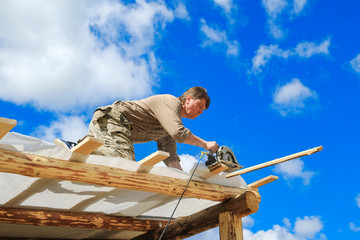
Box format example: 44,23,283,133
87,105,135,161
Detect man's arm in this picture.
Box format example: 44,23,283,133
183,133,219,152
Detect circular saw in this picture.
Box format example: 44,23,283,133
204,146,243,173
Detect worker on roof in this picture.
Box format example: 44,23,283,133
86,86,219,170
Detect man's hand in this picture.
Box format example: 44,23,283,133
183,133,219,152
206,141,219,153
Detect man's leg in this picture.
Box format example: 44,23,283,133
87,107,135,161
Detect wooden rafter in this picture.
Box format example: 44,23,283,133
0,149,246,202
0,207,169,232
131,190,259,240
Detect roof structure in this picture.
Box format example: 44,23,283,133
0,117,264,240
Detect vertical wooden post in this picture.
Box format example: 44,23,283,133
219,211,243,240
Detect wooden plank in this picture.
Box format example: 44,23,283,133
0,207,168,231
131,190,259,240
248,175,278,190
0,117,17,140
226,146,323,178
210,163,229,175
137,150,170,166
70,136,104,155
0,149,246,202
219,211,243,240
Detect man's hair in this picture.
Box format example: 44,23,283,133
178,87,210,109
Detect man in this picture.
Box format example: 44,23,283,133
87,86,219,170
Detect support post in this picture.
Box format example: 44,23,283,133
219,211,243,240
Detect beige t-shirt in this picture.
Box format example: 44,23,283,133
114,94,191,144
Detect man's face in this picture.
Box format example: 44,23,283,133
184,95,206,119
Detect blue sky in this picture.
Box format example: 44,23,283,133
1,0,360,239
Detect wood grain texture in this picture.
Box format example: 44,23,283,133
0,149,246,202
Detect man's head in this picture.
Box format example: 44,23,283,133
178,87,211,119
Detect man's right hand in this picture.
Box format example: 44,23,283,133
206,141,219,152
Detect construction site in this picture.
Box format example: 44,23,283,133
0,117,323,239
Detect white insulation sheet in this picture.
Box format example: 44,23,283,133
0,132,247,239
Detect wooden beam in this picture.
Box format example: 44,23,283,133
0,149,246,202
0,207,168,231
137,150,170,166
131,191,259,240
0,117,17,140
248,175,278,191
227,146,323,178
219,211,243,240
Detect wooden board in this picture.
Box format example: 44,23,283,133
137,151,170,166
227,146,323,178
0,117,17,140
248,175,278,191
71,137,104,155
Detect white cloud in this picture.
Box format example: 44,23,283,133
293,0,308,15
250,38,330,74
243,216,255,228
244,216,326,240
262,0,309,39
350,54,360,73
174,2,190,21
273,158,316,185
34,115,88,143
272,78,317,116
263,0,288,19
295,39,330,57
356,194,360,208
200,19,239,57
0,0,175,111
250,44,291,74
294,216,324,239
214,0,233,13
350,222,360,232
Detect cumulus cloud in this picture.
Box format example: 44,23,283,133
34,115,88,142
350,54,360,74
249,38,330,74
272,78,317,116
273,158,316,185
200,19,239,57
0,0,175,111
244,216,326,240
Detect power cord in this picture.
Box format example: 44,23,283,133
158,155,203,240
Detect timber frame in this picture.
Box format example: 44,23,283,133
0,116,322,239
0,117,262,240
